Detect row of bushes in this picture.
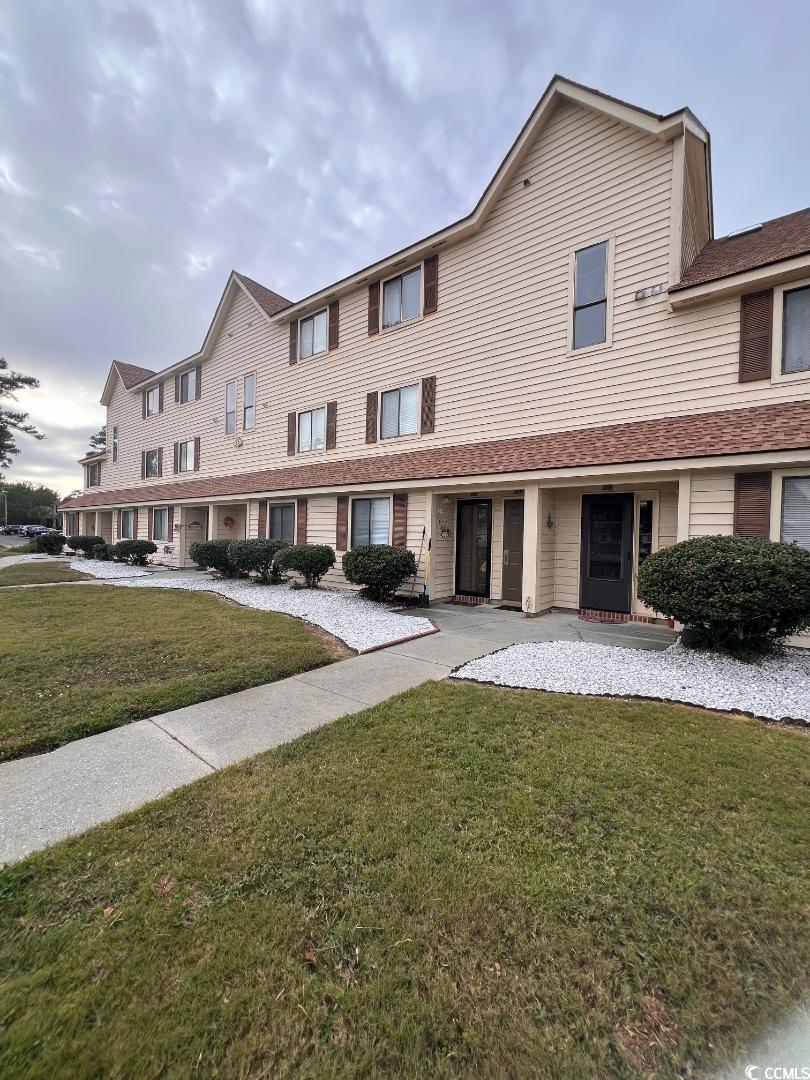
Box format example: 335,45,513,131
62,534,158,566
188,538,417,600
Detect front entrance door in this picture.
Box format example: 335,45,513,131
456,500,492,597
580,493,633,612
501,499,524,604
181,507,209,566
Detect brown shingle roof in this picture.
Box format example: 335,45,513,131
58,400,810,509
235,273,292,317
115,361,157,388
673,207,810,292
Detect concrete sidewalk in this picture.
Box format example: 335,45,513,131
0,606,674,864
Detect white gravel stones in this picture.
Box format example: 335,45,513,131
69,558,151,579
453,640,810,724
101,575,434,653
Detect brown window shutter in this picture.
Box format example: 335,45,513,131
148,508,153,540
365,392,378,443
195,365,202,400
132,508,139,537
142,391,147,419
336,496,349,551
173,442,179,474
157,447,163,477
328,300,339,350
193,436,200,471
287,411,297,456
420,376,436,433
140,450,146,479
167,507,174,541
368,282,380,335
289,321,298,365
117,509,122,537
159,381,164,413
258,501,267,538
175,374,180,402
739,290,773,382
734,472,772,538
326,401,337,449
423,254,438,314
296,498,308,544
392,493,408,547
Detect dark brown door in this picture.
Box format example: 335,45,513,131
501,499,524,604
456,500,492,597
580,493,633,612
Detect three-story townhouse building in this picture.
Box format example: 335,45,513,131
60,76,810,630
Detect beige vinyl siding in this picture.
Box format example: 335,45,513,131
553,491,581,609
429,495,456,601
489,497,504,601
680,130,711,276
538,491,557,612
689,473,735,536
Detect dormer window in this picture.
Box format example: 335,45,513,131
382,266,421,329
299,310,328,359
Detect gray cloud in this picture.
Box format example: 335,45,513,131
1,0,808,495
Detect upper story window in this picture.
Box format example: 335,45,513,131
86,462,100,487
145,386,160,417
380,384,419,439
351,497,390,547
112,425,118,463
243,374,255,429
120,508,135,539
297,407,325,453
152,507,169,542
225,381,236,434
299,310,327,359
269,503,295,544
179,368,197,403
383,266,421,329
782,286,810,374
781,477,810,549
573,241,608,350
144,448,160,478
177,439,195,473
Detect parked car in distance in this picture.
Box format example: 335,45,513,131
1,524,25,535
20,525,50,537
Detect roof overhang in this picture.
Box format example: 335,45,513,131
669,252,810,309
78,450,108,465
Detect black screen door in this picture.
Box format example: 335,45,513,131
456,500,492,597
580,493,633,612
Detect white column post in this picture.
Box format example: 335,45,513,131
521,482,541,616
676,471,692,542
207,503,216,540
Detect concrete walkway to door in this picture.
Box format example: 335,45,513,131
0,605,674,865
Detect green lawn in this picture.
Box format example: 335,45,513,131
0,585,345,761
0,545,32,558
1,681,807,1078
0,562,88,587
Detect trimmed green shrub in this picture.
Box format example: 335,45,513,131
277,543,335,588
637,535,810,658
93,543,111,561
227,538,288,583
33,533,66,556
188,539,241,577
342,544,418,602
67,534,104,558
112,539,157,566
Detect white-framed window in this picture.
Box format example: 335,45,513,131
351,497,390,547
86,462,100,487
112,425,118,463
781,476,810,549
380,384,419,439
179,368,197,403
243,374,255,429
145,385,160,417
297,407,326,453
225,380,236,434
299,309,328,359
145,448,160,478
572,241,609,350
782,285,810,375
152,507,169,542
178,439,195,473
382,266,421,329
120,508,135,539
269,503,295,544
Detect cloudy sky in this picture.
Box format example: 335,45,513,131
1,0,808,495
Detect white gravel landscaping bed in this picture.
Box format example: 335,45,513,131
69,558,151,579
82,572,434,652
452,640,810,724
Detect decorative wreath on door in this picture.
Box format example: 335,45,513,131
223,515,236,529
